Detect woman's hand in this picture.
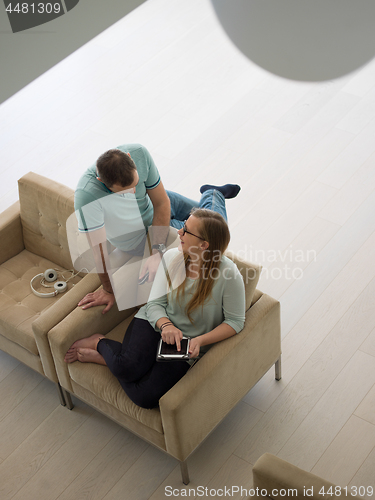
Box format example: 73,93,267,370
188,337,202,359
161,325,183,351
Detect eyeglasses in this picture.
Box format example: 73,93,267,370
182,221,206,240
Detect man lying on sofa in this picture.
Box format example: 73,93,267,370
73,143,241,313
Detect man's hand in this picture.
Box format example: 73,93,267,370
161,324,183,351
139,252,162,283
78,289,115,314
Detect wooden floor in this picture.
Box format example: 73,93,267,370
1,0,375,498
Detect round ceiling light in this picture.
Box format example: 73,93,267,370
210,0,375,81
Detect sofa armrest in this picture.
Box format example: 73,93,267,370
48,295,136,392
252,454,362,500
159,293,281,462
0,201,24,265
32,272,101,382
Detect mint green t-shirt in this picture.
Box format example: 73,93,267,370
74,144,160,252
135,248,246,356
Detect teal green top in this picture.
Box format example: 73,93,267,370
135,248,246,357
74,144,160,252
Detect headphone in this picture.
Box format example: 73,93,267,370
30,268,86,298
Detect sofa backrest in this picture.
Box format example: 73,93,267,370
18,172,76,270
225,249,262,311
252,453,364,500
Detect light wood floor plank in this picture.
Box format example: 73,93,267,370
340,58,375,97
230,127,354,255
317,117,375,189
58,429,150,500
258,216,340,300
318,149,375,226
248,262,375,413
360,327,375,358
278,351,375,470
0,378,58,461
251,234,375,412
349,446,375,499
311,415,375,487
235,276,375,464
354,383,375,425
0,350,19,384
10,408,121,500
103,446,176,500
296,90,358,138
280,191,375,336
249,181,337,266
205,454,254,500
0,364,44,422
336,87,375,134
0,401,93,499
273,79,352,134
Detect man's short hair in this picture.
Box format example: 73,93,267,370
96,149,136,188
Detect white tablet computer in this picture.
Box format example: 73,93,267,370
156,337,190,361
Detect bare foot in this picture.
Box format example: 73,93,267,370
64,334,105,363
72,333,105,350
64,349,79,364
76,348,107,365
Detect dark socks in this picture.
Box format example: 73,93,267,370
200,183,241,199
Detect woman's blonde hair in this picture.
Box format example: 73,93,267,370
171,208,230,322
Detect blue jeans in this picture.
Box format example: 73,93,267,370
166,189,227,229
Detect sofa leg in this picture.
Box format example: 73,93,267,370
180,460,190,485
275,356,282,381
56,383,66,406
61,388,74,410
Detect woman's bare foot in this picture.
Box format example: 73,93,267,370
64,333,105,363
64,349,80,364
76,348,107,365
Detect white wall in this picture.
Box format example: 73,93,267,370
0,0,146,104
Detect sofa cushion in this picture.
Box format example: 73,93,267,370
0,250,81,355
68,320,163,434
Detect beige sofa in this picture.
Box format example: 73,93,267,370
252,453,363,499
49,251,282,484
0,172,100,404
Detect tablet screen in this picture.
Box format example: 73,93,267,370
160,338,189,356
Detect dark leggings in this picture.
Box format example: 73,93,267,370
97,318,190,409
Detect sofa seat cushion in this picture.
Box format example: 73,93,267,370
68,362,163,433
68,319,163,434
0,250,81,355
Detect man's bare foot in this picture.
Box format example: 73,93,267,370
76,348,106,365
64,333,105,363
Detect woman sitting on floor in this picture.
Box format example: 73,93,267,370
64,208,246,409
